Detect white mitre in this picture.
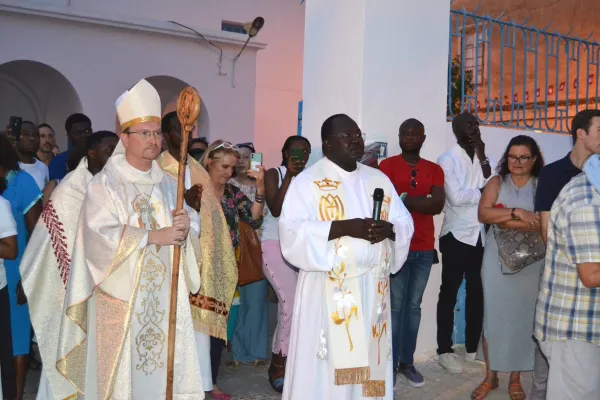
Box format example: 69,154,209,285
116,79,161,131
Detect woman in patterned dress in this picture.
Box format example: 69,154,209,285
201,140,265,400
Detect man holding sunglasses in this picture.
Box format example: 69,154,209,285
379,118,445,388
435,112,492,374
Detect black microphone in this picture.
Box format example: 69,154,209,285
372,188,384,221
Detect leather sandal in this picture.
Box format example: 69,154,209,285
471,379,499,400
508,382,526,400
268,362,285,393
268,352,286,393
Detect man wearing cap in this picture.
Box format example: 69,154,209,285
56,80,205,399
19,131,118,400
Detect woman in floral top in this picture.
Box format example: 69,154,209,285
228,143,270,371
201,140,264,400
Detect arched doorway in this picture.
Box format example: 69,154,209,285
148,75,210,140
0,60,82,151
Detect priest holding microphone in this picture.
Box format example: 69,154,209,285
279,114,414,399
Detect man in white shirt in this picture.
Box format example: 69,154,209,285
0,195,18,399
16,121,49,191
436,112,491,373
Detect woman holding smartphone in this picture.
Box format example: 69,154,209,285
228,142,270,369
262,136,311,392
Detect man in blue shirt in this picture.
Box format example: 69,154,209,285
48,113,92,181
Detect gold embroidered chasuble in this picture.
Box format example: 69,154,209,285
56,143,204,399
156,151,237,341
20,158,92,400
279,157,414,400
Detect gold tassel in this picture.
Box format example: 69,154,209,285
362,380,385,397
334,366,370,385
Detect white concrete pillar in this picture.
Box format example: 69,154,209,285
302,0,452,359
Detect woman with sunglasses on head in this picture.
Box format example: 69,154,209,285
473,135,545,400
261,136,311,392
200,140,265,400
227,142,270,369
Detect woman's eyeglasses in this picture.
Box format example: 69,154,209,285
410,168,418,189
508,155,533,164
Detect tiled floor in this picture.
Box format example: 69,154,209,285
24,347,532,399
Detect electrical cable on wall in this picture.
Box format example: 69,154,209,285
169,20,227,76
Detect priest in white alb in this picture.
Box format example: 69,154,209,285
19,131,118,400
56,79,204,399
279,114,414,399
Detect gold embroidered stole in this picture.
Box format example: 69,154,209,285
20,158,91,400
156,152,237,340
309,159,393,397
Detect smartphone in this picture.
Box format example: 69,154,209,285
290,148,304,161
9,116,22,138
250,152,262,172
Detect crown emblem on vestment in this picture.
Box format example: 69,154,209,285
313,178,341,191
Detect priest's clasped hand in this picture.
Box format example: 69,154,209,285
345,218,394,244
147,209,190,246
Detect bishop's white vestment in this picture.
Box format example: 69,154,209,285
279,158,413,399
56,146,204,400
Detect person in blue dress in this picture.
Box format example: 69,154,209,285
0,134,43,400
48,113,92,181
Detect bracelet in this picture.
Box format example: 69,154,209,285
254,194,265,204
480,157,490,166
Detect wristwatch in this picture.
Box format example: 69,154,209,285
511,208,519,220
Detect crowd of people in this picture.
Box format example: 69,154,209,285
0,77,598,400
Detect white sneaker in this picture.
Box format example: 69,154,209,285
438,353,463,374
465,352,476,362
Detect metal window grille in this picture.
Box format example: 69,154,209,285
448,6,600,134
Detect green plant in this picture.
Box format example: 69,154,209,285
448,55,475,116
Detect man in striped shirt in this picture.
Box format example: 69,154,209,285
534,113,600,399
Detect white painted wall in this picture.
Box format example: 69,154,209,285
68,0,306,168
0,0,292,155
